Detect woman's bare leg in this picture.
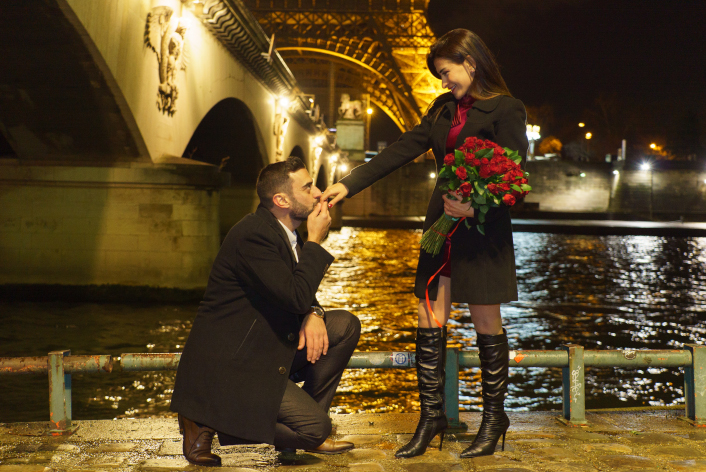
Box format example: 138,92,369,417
417,276,452,328
468,304,503,335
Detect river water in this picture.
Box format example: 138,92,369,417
1,229,705,422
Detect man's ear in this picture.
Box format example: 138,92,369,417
272,193,290,210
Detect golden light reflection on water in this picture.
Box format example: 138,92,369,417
2,231,706,422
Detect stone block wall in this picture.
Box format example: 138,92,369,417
0,162,224,289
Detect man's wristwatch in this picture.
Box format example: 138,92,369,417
310,306,325,320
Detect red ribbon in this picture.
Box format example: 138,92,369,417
425,217,465,328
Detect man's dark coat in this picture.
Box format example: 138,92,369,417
170,205,334,443
340,94,529,304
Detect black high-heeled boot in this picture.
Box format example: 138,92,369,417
460,329,510,458
395,327,448,458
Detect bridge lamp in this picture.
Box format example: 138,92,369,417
613,170,620,175
329,153,339,165
585,132,592,140
640,162,651,171
338,163,349,173
430,172,436,179
314,135,325,146
650,143,657,149
578,122,585,128
277,96,291,109
366,108,373,115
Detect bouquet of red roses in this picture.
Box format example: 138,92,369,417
420,137,531,256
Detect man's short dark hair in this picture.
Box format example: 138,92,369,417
256,156,307,209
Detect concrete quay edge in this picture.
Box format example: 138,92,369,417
1,410,706,471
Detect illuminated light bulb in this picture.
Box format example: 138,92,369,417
578,122,585,127
650,143,657,149
278,96,290,108
430,172,436,179
338,163,349,173
613,170,620,175
640,162,651,171
580,173,586,177
366,108,373,115
585,132,592,139
314,135,325,146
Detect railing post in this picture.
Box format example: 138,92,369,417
683,344,706,427
560,344,587,426
48,350,76,435
444,347,466,431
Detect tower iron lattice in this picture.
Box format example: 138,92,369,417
243,0,443,131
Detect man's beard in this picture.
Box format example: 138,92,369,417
290,198,316,222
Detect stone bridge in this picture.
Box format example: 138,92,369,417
0,0,341,290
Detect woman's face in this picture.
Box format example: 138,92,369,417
434,57,475,100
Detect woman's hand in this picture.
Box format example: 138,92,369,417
443,192,475,218
321,182,349,208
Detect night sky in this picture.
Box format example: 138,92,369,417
373,0,706,156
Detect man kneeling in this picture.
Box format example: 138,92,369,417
170,157,361,465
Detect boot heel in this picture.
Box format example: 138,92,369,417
501,432,506,451
438,431,445,451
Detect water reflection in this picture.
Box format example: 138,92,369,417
1,230,705,422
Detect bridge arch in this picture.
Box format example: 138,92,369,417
288,145,306,161
183,97,268,183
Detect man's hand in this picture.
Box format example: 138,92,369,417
321,182,349,208
307,201,331,245
298,312,329,363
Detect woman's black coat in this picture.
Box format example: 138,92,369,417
340,94,528,304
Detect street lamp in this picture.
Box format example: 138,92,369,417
649,143,657,150
578,122,585,128
526,124,541,160
585,132,592,140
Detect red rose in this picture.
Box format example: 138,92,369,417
459,182,472,197
455,166,468,180
464,153,474,164
487,182,498,194
502,194,516,206
498,183,511,192
444,153,455,165
479,165,493,178
471,158,481,166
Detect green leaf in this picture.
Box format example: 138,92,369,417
455,149,465,164
464,219,471,229
477,224,486,235
448,182,457,191
520,184,532,192
473,180,485,195
511,184,522,192
476,148,494,159
473,193,486,205
511,155,522,164
478,212,486,224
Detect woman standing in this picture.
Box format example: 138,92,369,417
322,29,528,459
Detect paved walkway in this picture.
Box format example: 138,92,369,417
1,410,705,471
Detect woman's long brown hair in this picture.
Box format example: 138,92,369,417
425,29,512,116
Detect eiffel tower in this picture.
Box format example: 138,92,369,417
242,0,444,131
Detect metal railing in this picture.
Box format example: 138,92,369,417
1,345,704,434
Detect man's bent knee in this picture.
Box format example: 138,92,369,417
299,415,332,449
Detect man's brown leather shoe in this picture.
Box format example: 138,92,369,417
178,414,222,467
306,438,354,455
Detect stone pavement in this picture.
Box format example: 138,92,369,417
1,409,705,472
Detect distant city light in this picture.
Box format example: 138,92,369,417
366,108,373,115
640,162,652,171
650,143,657,149
526,124,541,141
338,163,348,173
613,170,620,175
580,173,586,178
430,172,436,179
578,122,585,128
585,132,592,140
